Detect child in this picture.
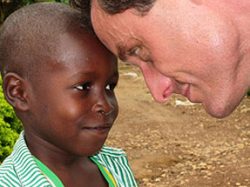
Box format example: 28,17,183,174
0,3,137,187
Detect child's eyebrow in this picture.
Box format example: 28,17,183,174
69,71,95,78
69,69,119,80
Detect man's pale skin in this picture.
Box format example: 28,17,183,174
91,0,250,118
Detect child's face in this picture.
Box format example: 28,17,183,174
26,30,118,156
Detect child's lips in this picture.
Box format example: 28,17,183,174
81,123,112,134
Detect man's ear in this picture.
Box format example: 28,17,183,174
3,72,30,111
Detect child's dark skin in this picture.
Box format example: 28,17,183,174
3,23,118,186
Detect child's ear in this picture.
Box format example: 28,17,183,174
3,72,30,111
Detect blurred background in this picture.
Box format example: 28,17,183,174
0,2,250,186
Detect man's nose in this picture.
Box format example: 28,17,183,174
92,93,114,116
140,63,174,103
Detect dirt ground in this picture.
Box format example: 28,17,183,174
106,63,250,187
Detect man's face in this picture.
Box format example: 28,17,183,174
26,29,119,156
91,0,246,118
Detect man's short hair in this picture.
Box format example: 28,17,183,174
70,0,156,34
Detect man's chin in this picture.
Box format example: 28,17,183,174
203,103,235,119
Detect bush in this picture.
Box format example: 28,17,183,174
0,78,22,162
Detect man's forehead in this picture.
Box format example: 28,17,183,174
91,0,136,35
91,0,142,58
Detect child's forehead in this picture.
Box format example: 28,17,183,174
38,32,115,73
55,29,114,59
31,39,117,81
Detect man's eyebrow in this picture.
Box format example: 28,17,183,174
117,43,128,61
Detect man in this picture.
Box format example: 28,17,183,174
70,0,250,118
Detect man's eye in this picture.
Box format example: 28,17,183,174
75,82,91,91
128,46,141,56
128,46,151,62
105,83,116,91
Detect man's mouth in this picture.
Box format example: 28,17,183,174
182,84,191,98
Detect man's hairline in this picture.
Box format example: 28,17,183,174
96,0,156,15
92,0,157,62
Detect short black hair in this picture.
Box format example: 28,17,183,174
70,0,156,34
0,2,91,78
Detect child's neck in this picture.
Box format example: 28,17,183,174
25,133,108,187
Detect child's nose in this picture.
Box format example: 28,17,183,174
92,94,114,116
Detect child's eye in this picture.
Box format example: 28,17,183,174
75,82,91,91
105,83,117,91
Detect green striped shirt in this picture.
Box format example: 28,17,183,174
0,132,137,187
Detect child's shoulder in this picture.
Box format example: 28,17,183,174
0,155,20,186
98,146,127,157
0,155,15,173
91,146,138,187
91,146,129,163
